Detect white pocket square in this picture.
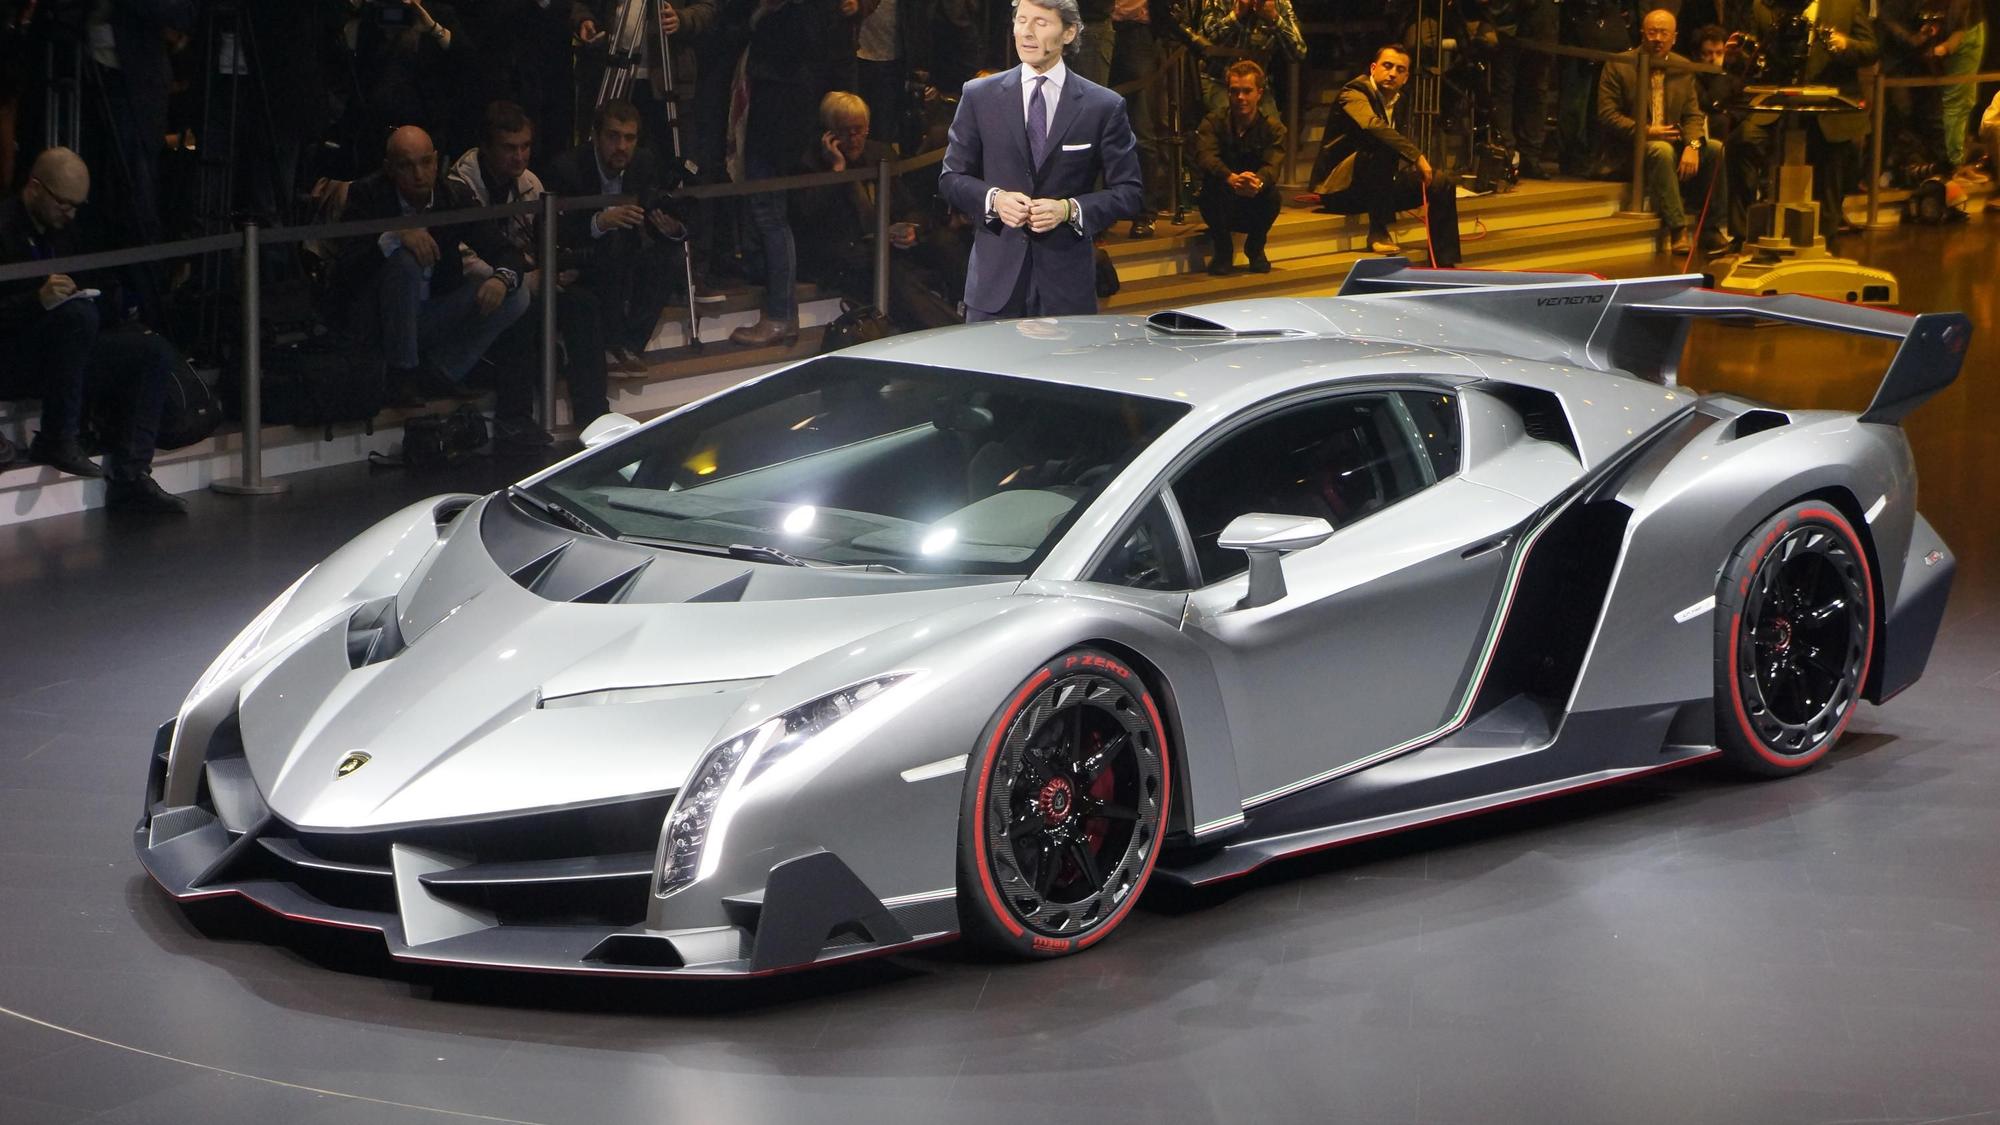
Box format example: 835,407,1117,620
1061,142,1092,151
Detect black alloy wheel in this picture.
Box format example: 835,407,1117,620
958,649,1171,957
1715,503,1875,776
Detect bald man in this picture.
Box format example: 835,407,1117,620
332,125,538,435
0,149,185,513
1598,8,1729,255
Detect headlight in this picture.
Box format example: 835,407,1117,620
183,567,316,709
656,674,912,897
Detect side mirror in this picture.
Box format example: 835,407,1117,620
1217,512,1335,610
579,412,642,449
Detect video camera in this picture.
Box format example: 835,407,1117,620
1735,0,1824,84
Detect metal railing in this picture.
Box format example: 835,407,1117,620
1510,39,1727,216
1866,67,2000,227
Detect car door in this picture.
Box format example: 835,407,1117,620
1169,389,1542,805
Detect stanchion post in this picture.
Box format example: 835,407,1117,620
211,218,288,496
540,191,559,429
1626,50,1652,216
874,158,892,313
1866,69,1888,229
1287,58,1301,186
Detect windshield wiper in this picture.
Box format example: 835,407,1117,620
507,486,607,538
726,543,811,567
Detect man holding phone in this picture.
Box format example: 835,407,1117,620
0,148,185,513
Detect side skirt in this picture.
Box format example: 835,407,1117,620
1154,703,1717,888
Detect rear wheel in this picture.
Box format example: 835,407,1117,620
957,648,1171,958
1715,504,1874,777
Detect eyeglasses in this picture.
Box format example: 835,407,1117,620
30,177,85,213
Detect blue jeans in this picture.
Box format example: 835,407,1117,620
361,249,532,379
745,154,797,322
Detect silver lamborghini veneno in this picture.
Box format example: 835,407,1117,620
137,261,1967,977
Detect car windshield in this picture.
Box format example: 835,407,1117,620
531,357,1189,575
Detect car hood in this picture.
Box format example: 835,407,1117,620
235,495,1015,830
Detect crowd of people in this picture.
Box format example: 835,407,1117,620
0,0,1992,517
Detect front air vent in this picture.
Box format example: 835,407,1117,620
346,597,406,668
432,495,477,533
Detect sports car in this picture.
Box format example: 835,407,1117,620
137,260,1967,977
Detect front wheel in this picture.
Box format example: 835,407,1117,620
957,648,1172,958
1714,503,1875,777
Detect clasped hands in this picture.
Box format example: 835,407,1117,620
993,190,1074,233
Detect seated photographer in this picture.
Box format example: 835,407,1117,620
0,148,183,513
1195,60,1284,275
545,100,687,373
1598,9,1730,256
1308,44,1461,266
331,126,533,406
792,92,952,331
1726,0,1878,248
448,100,608,447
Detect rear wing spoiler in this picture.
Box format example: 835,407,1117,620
1338,259,1972,426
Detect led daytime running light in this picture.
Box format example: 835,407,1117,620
656,674,911,897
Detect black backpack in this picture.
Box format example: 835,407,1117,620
256,333,386,440
157,352,223,450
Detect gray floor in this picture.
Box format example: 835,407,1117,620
6,257,2000,1121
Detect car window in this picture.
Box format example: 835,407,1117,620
1172,392,1444,584
1398,391,1461,481
1090,495,1193,590
533,357,1188,575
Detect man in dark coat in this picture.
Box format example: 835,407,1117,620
939,0,1145,320
332,126,533,404
543,99,687,364
1309,44,1460,265
0,149,182,512
1196,59,1284,274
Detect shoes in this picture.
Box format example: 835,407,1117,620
1668,227,1692,255
1130,217,1156,239
729,317,798,347
1699,228,1731,255
1518,161,1551,180
1207,254,1236,276
28,433,102,478
691,280,729,305
492,414,555,454
104,472,188,514
1953,164,1990,184
607,347,650,378
1246,252,1272,273
1367,234,1401,254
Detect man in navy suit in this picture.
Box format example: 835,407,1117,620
940,0,1145,320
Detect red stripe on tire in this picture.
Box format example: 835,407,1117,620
971,667,1052,940
1728,507,1874,768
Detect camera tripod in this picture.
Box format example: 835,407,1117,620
596,0,702,351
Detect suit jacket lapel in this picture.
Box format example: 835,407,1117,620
1036,74,1088,178
997,69,1033,176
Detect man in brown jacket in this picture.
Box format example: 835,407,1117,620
1307,44,1460,264
1598,8,1729,255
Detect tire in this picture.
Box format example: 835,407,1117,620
957,648,1172,958
1714,503,1875,777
